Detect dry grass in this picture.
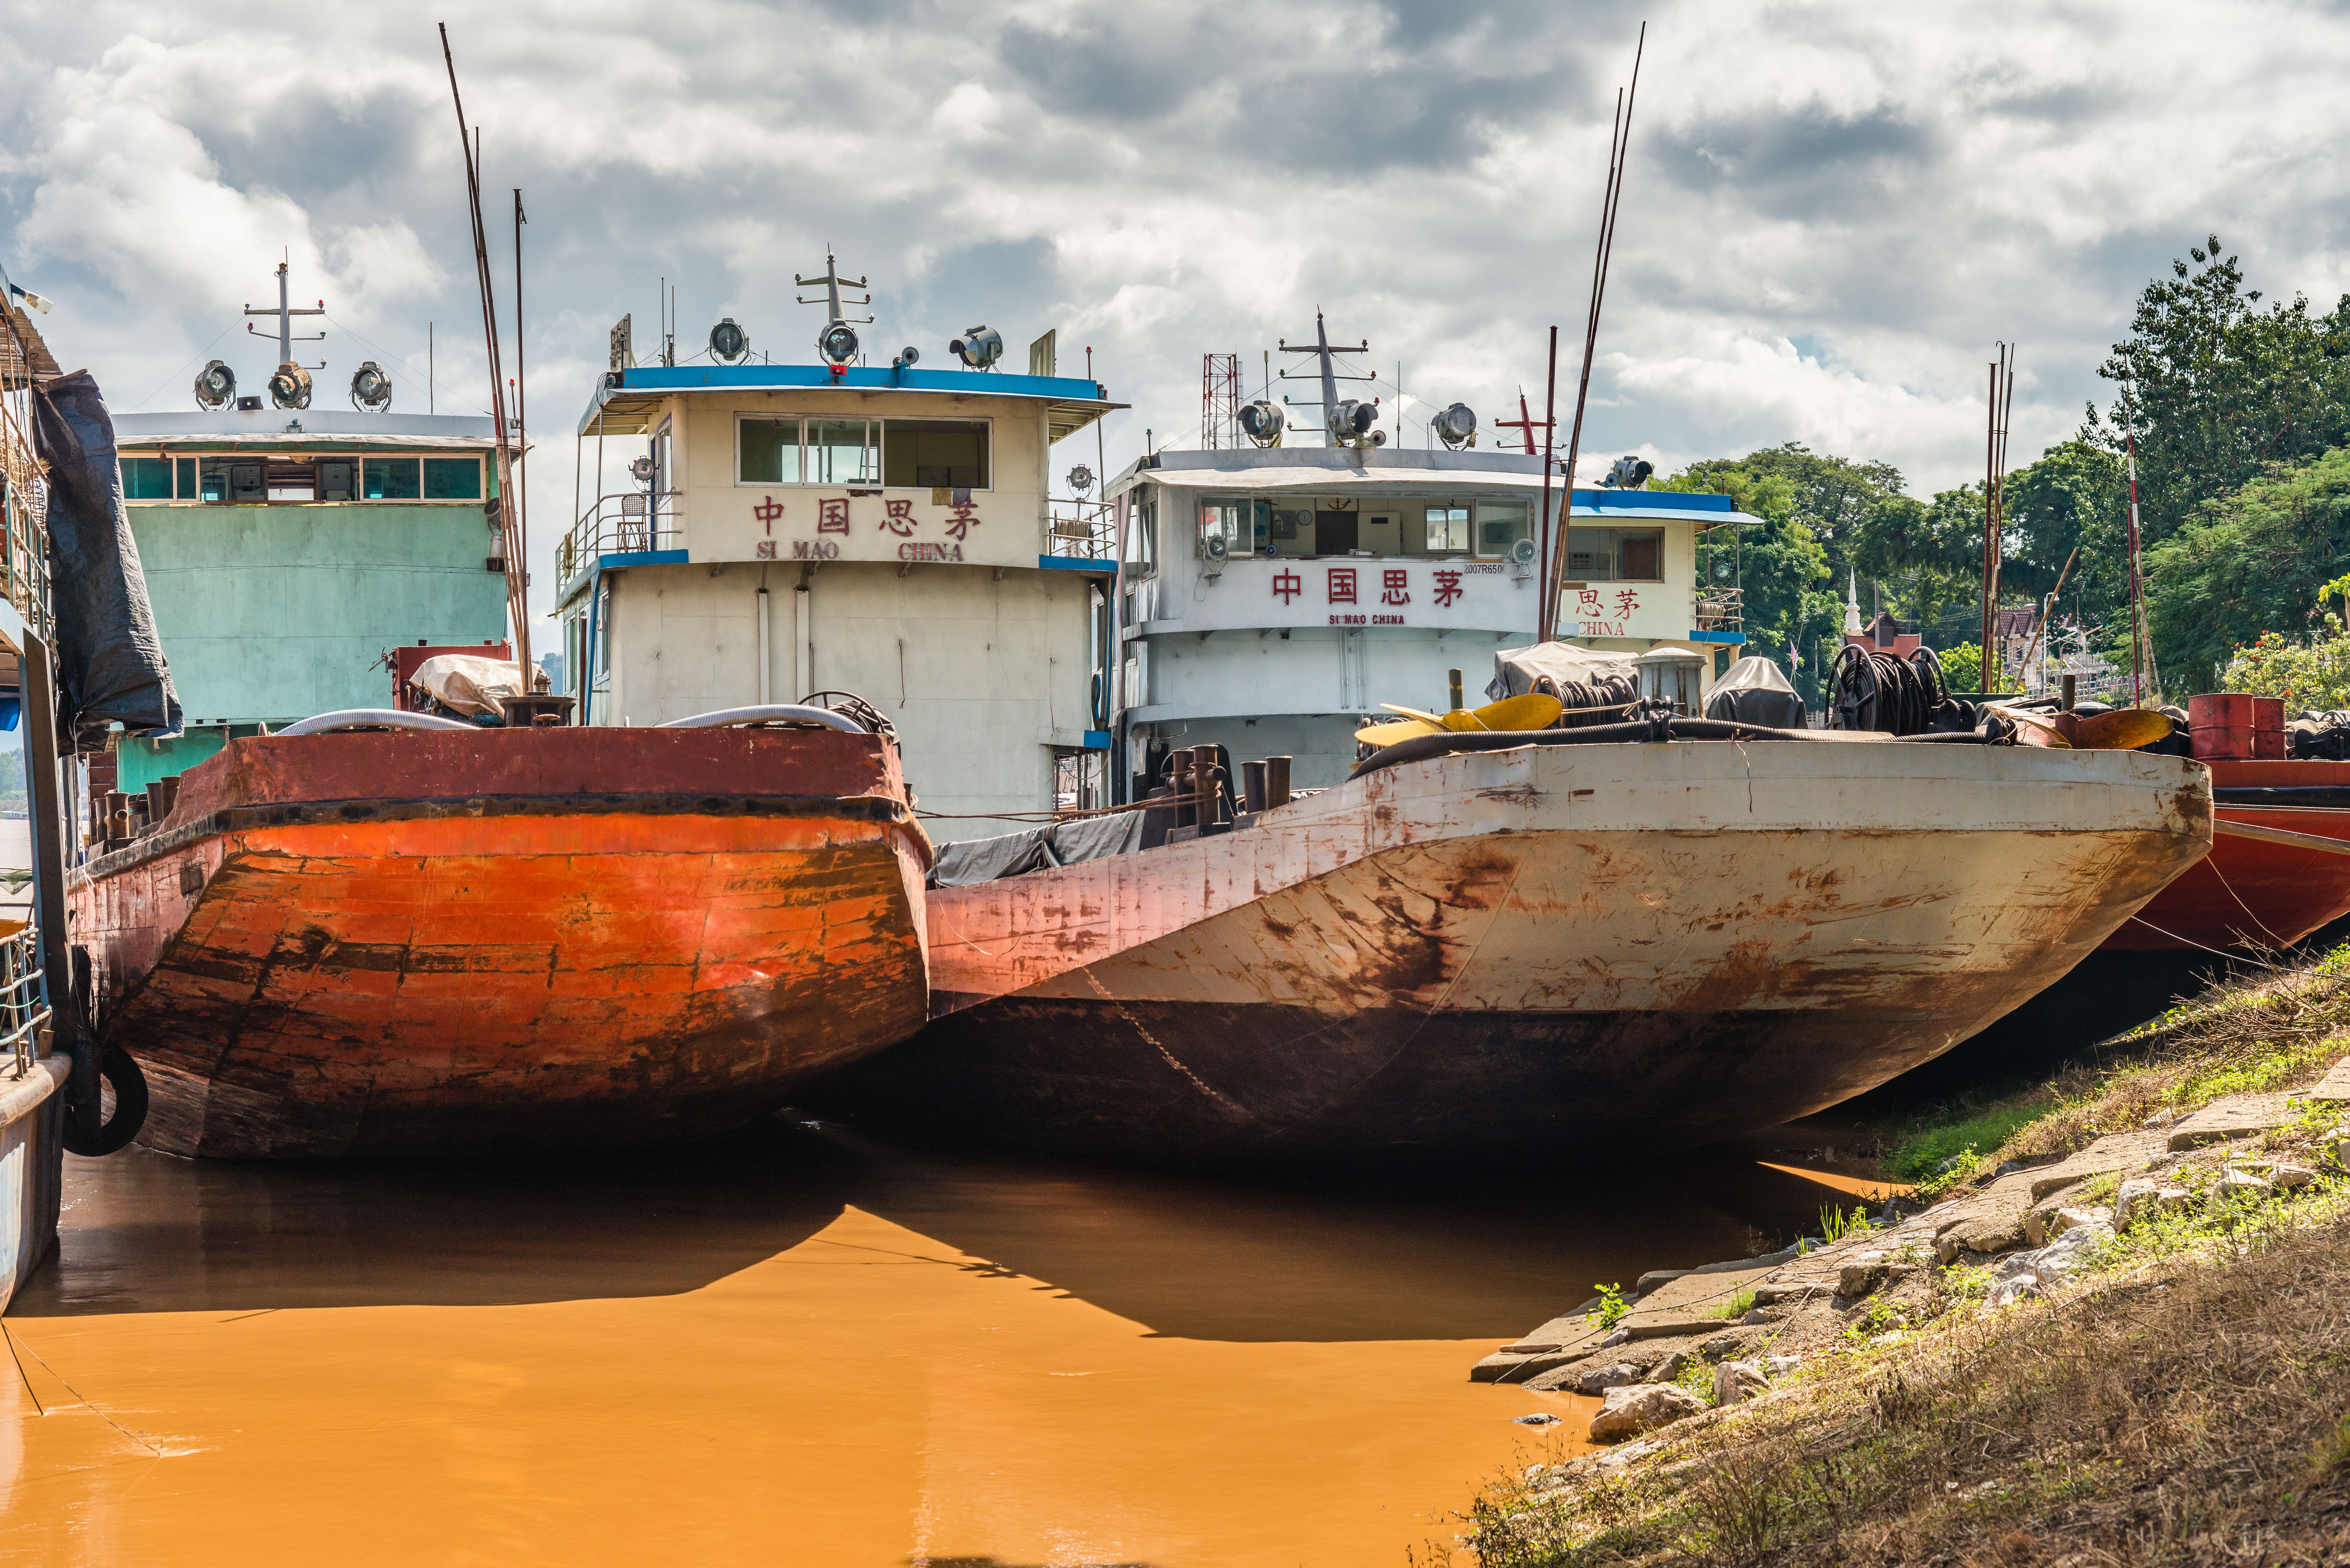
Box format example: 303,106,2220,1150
1431,954,2350,1567
1890,960,2350,1198
1452,1201,2350,1566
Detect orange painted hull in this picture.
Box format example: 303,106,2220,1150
69,730,930,1158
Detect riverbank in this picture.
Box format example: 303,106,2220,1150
1445,950,2350,1565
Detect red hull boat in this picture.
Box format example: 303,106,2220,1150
69,724,931,1158
2103,759,2350,952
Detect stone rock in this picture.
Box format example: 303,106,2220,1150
2212,1169,2271,1203
1765,1355,1803,1377
1753,1281,1835,1306
2327,1125,2350,1169
2267,1161,2317,1190
2045,1205,2110,1242
1634,1269,1689,1295
1838,1256,1913,1297
2167,1093,2296,1151
1512,1412,1559,1426
2113,1177,2161,1229
1739,1308,1778,1326
1712,1360,1768,1406
2304,1058,2350,1103
1650,1350,1693,1383
2141,1108,2183,1129
1698,1335,1742,1362
1989,1221,2113,1306
1600,1328,1632,1347
1588,1382,1706,1443
1572,1362,1641,1396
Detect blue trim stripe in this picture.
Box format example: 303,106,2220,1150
613,364,1109,401
1038,554,1114,573
1685,629,1747,644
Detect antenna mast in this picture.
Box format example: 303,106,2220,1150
1275,312,1375,446
1544,22,1645,643
244,259,325,368
439,24,529,681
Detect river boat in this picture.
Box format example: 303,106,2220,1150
838,727,2209,1166
67,266,939,1157
814,322,2211,1165
2100,757,2350,952
71,720,929,1158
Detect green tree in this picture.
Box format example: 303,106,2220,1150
1656,461,1836,701
2144,445,2350,691
2087,235,2350,554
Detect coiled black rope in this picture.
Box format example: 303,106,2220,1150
1831,645,1938,735
1531,673,1641,728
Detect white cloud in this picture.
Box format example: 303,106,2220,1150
6,0,2350,616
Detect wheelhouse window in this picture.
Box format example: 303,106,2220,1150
883,420,989,489
1475,500,1530,557
807,419,878,486
739,417,802,484
365,457,421,498
1124,492,1158,576
1421,504,1470,554
120,457,173,499
1199,500,1262,554
423,457,482,500
1563,526,1665,581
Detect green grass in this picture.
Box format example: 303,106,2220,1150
1887,1102,2053,1186
1702,1288,1758,1321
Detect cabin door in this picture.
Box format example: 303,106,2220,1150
1315,510,1358,553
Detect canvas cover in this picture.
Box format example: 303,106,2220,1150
930,810,1150,888
1704,655,1806,730
1486,641,1639,702
30,370,181,745
411,653,523,718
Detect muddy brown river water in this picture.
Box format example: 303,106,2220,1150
0,1116,1862,1565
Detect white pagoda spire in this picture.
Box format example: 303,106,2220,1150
1843,568,1862,634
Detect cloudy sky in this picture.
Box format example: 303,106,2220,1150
6,0,2349,622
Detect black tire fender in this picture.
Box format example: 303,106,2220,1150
64,1044,149,1157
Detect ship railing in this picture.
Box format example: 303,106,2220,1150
1046,499,1115,561
0,923,50,1081
561,491,683,585
1693,587,1744,636
0,376,55,642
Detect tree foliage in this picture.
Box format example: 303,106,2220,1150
2145,445,2350,691
2088,234,2350,554
1653,456,1836,698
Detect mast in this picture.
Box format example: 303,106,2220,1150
439,24,529,680
2121,376,2149,704
1546,22,1644,644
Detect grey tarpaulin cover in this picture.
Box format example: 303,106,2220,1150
31,371,181,744
1486,641,1639,701
929,810,1150,888
1704,655,1805,729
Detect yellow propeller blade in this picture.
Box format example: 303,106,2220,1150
1449,692,1565,733
1355,716,1446,747
1380,703,1451,726
2073,709,2175,751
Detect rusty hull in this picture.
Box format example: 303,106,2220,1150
834,742,2210,1166
69,729,931,1159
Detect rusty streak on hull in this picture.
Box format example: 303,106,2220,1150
837,743,2211,1167
70,730,931,1159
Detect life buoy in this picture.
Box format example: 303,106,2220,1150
64,1044,149,1157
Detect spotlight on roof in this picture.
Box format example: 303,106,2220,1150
816,321,860,366
891,345,920,370
1432,403,1478,450
193,359,237,410
1605,455,1654,489
950,326,1003,370
1239,399,1285,448
709,318,750,364
268,361,312,411
349,361,393,412
1066,463,1095,497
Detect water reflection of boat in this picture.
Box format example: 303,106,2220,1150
70,722,930,1158
834,735,2210,1168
